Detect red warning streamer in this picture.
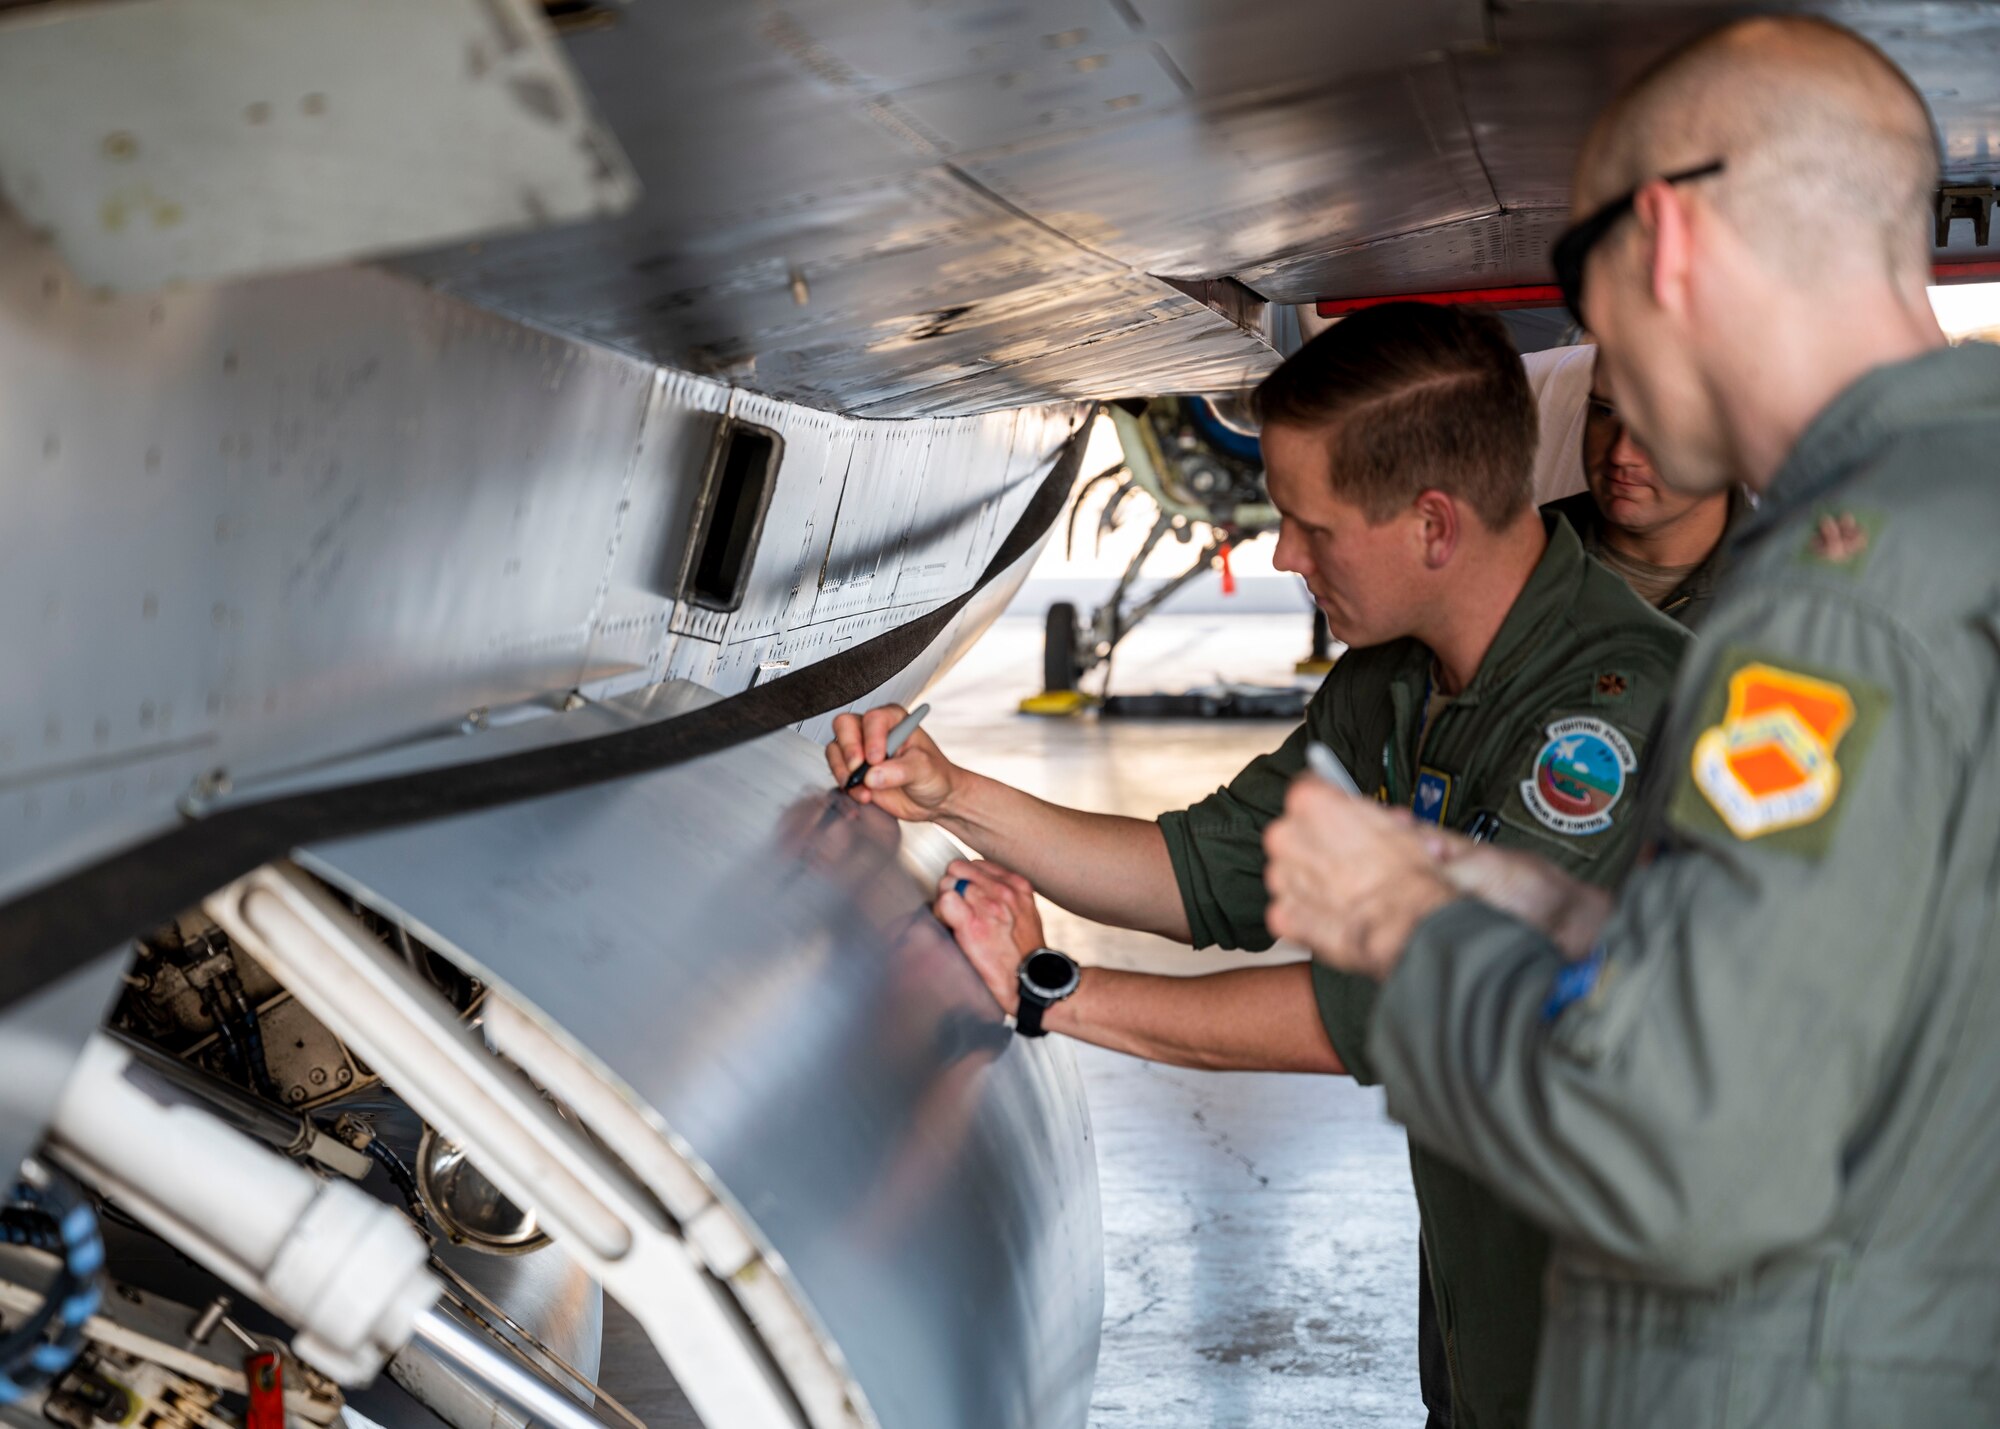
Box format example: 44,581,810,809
1315,261,2000,318
244,1351,284,1429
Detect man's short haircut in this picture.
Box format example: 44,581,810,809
1579,17,1939,287
1253,302,1536,529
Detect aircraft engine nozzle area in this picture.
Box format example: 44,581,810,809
283,717,1106,1429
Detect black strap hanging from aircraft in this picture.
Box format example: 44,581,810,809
0,416,1096,1013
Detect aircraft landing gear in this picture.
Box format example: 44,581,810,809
1019,395,1279,717
1043,600,1081,694
1297,609,1335,677
1019,601,1095,715
1019,527,1229,715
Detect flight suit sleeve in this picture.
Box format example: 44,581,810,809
1316,674,1664,1085
1157,721,1311,952
1365,593,1965,1282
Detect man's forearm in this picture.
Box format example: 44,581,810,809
936,770,1191,941
1440,847,1614,959
1549,884,1614,959
1045,962,1345,1075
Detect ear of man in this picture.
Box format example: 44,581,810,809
1412,489,1462,570
1632,182,1697,321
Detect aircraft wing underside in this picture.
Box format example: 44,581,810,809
391,0,1993,416
0,4,1995,1428
3,1,1996,417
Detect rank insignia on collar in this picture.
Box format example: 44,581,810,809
1801,509,1881,572
1811,513,1868,562
1522,717,1636,836
1594,671,1629,702
1690,662,1854,839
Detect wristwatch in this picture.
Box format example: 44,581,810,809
1014,948,1081,1038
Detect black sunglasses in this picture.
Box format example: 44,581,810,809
1551,160,1725,326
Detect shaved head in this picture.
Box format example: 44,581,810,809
1568,16,1948,495
1578,16,1940,286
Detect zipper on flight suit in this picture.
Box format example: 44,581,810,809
1412,1165,1472,1425
1382,670,1419,805
1385,663,1453,812
1393,664,1484,1421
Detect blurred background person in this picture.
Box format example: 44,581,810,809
1546,357,1742,626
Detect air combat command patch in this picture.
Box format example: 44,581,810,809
1522,716,1637,835
1671,649,1887,857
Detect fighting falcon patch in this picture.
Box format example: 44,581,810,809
1690,662,1855,839
1413,768,1452,825
1522,717,1637,836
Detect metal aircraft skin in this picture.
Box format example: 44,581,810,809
0,4,1994,1429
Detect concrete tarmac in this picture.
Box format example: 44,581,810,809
600,612,1422,1428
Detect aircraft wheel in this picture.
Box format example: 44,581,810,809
1043,601,1081,692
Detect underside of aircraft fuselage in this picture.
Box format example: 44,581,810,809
0,3,1994,1429
387,0,2000,414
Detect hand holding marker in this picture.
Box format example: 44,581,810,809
842,703,932,791
1309,737,1502,842
1305,740,1363,797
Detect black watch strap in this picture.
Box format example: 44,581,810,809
1014,948,1079,1039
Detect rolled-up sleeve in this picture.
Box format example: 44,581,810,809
1157,722,1309,951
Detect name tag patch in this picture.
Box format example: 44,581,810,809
1522,716,1636,836
1413,768,1452,825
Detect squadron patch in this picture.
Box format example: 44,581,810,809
1690,662,1855,839
1521,717,1636,836
1670,647,1888,858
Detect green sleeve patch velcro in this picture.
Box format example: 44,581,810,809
1666,644,1889,860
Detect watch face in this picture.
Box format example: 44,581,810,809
1021,949,1080,1001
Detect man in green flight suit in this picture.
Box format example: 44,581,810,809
1545,356,1743,628
1266,18,2000,1428
827,301,1689,1428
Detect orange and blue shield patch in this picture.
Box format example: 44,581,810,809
1691,663,1856,839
